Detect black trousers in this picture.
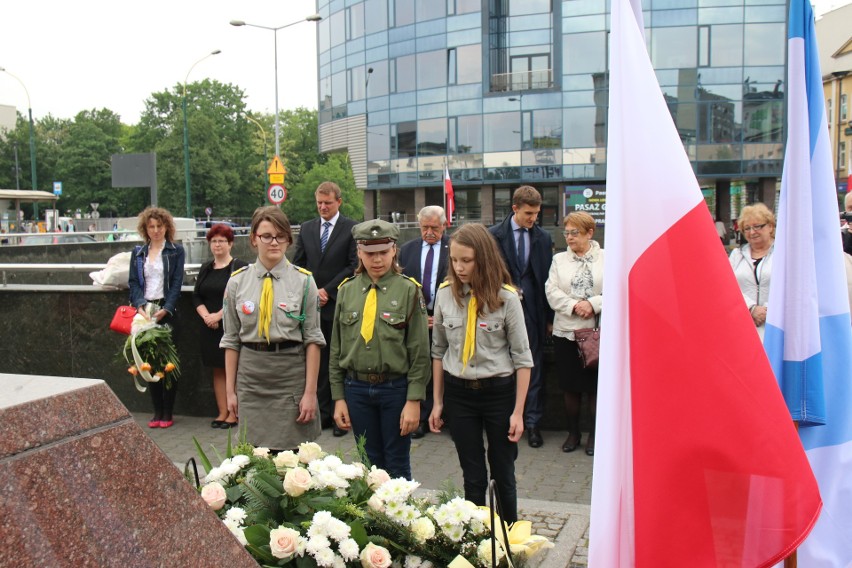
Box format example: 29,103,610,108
444,375,519,522
318,317,334,424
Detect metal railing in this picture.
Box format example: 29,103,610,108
0,263,203,287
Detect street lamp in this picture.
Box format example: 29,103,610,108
1,66,38,217
244,114,269,199
182,49,221,219
230,14,322,158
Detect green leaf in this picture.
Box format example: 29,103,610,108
349,520,369,548
193,437,213,473
243,524,272,547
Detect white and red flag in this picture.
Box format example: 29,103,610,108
589,0,822,566
444,164,455,226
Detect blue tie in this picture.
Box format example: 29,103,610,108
517,228,527,270
422,244,435,309
320,221,331,253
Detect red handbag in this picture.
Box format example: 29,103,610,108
110,305,136,335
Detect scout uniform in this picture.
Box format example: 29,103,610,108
221,258,326,449
329,220,430,479
431,280,533,523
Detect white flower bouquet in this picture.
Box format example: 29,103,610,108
191,437,553,567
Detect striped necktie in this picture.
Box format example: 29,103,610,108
320,221,331,253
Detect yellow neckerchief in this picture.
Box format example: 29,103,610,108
360,283,377,343
256,258,287,343
462,287,477,371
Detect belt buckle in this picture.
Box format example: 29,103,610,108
469,379,481,390
367,373,382,384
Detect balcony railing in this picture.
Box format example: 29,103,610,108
490,69,553,92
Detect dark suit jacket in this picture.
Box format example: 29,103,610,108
399,234,449,311
489,216,554,331
293,214,358,321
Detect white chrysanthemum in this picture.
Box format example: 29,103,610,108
404,556,430,568
374,478,420,503
222,518,247,545
332,556,346,568
327,517,351,542
312,547,336,567
202,466,223,484
477,538,505,565
231,454,251,468
225,507,247,524
338,538,360,561
387,503,420,527
312,511,332,531
335,463,362,480
305,535,331,556
443,523,466,542
220,461,240,476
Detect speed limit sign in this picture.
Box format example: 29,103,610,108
268,184,287,204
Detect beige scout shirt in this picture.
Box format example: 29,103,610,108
329,271,430,401
431,283,533,379
220,258,326,350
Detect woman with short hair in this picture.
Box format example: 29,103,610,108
729,203,776,341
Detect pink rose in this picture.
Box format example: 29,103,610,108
269,526,301,559
367,466,391,489
200,482,227,510
283,467,313,497
360,542,392,568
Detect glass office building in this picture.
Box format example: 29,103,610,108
316,0,787,225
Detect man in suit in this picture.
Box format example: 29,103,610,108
292,181,358,437
398,205,450,439
489,186,553,448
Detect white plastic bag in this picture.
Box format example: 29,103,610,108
90,251,132,289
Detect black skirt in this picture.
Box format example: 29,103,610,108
553,335,598,393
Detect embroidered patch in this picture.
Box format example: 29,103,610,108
242,301,255,314
478,321,488,328
381,312,391,319
277,302,288,311
391,300,399,307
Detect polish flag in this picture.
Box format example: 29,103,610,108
444,164,455,227
589,0,822,566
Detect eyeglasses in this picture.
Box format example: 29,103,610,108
562,229,581,237
209,239,229,245
742,223,768,233
256,234,288,244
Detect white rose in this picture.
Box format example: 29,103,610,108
253,447,271,457
411,517,435,543
367,494,384,512
367,466,391,489
283,466,313,497
360,542,392,568
273,450,300,469
200,482,227,510
298,442,324,463
477,539,505,565
269,526,301,560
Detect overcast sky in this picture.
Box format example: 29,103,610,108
1,0,849,125
0,0,320,124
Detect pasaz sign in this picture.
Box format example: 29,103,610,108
268,184,287,204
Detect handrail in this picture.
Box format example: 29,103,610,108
0,263,203,287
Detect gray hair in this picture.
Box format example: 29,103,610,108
417,205,447,224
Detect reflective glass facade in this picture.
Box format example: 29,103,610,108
317,0,787,218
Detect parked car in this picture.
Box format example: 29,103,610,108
19,234,97,245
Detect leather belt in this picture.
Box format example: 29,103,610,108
242,341,301,352
352,372,404,384
444,373,514,390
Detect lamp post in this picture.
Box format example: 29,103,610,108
230,14,322,158
182,49,221,219
1,66,38,217
245,114,269,200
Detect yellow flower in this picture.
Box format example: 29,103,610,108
128,366,138,376
164,362,176,372
480,507,554,557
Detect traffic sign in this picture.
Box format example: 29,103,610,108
205,207,213,217
268,155,287,185
53,181,63,196
268,184,287,205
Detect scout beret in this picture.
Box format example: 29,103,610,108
352,219,400,252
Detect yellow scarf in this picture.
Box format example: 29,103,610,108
360,285,377,343
461,293,477,370
258,273,273,343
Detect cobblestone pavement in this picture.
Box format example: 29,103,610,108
133,413,593,567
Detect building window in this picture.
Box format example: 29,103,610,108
842,94,848,122
391,55,416,93
488,0,554,93
828,98,833,126
347,4,365,40
840,141,847,171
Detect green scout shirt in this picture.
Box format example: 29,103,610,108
220,258,326,350
329,270,430,401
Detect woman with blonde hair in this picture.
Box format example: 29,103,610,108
128,206,186,428
430,223,532,523
729,203,776,341
545,212,604,456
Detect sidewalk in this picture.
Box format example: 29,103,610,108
133,413,592,567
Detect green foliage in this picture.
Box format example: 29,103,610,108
284,153,364,224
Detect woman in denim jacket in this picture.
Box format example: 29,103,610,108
128,207,186,428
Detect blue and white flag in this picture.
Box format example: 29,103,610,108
765,0,852,563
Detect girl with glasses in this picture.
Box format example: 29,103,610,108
193,223,248,429
220,206,326,451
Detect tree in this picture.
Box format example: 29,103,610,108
284,153,363,225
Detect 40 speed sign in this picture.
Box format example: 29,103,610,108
268,184,287,204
